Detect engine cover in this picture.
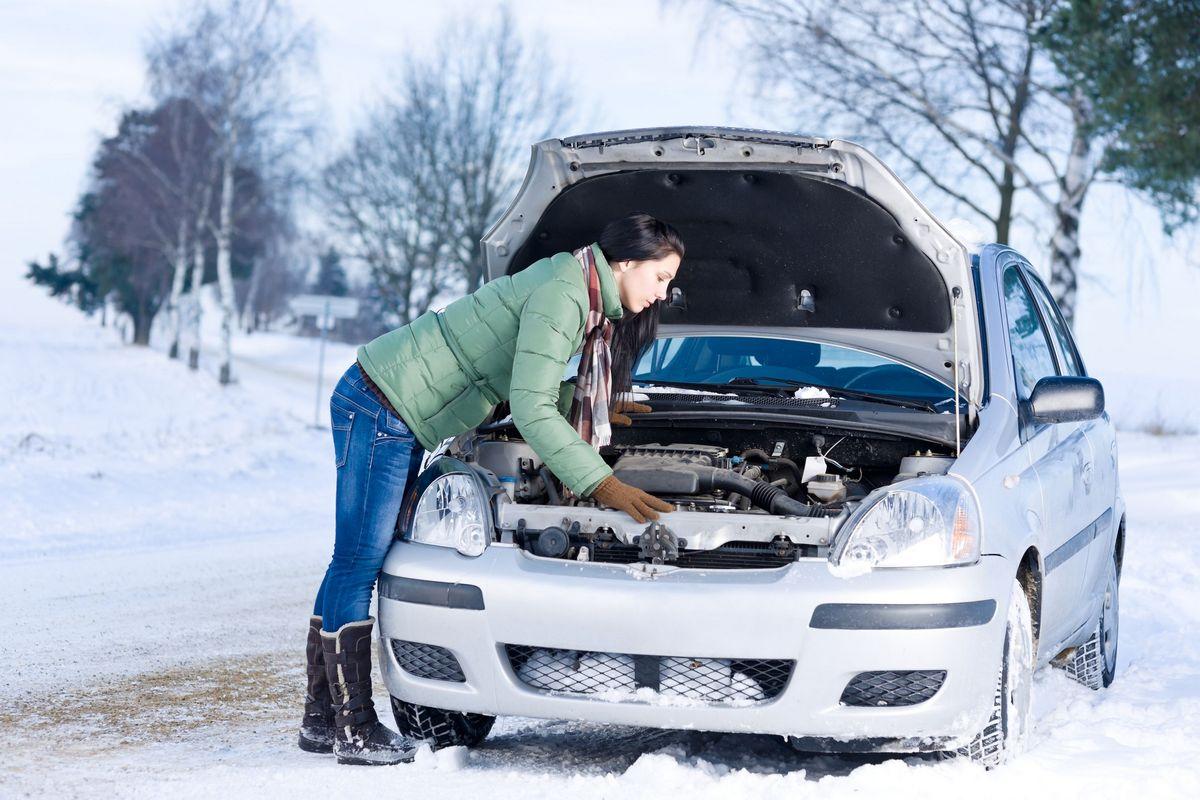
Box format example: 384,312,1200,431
612,444,730,495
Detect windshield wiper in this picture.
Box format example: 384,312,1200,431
639,377,946,413
725,376,941,412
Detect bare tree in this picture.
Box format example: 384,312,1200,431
147,0,314,383
322,102,455,328
697,0,1113,324
436,8,573,290
322,8,572,327
237,234,306,332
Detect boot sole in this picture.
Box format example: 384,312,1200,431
334,749,418,766
298,732,334,754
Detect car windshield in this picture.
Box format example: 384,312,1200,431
631,335,955,406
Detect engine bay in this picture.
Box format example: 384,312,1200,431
457,416,955,569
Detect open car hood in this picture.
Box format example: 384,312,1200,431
482,127,983,410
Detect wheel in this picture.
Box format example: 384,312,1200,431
390,696,495,750
1062,553,1120,690
954,579,1035,768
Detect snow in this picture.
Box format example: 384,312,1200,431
634,384,828,402
4,265,1200,798
636,384,737,396
519,650,636,694
826,556,874,580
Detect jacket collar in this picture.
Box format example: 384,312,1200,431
590,243,625,321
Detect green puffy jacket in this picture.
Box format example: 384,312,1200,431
356,244,624,496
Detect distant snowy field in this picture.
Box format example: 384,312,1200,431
3,266,1200,798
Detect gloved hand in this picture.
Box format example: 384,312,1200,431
590,476,674,523
610,400,653,427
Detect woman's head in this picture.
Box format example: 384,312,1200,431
598,213,685,314
595,212,685,397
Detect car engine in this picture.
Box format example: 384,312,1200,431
468,435,950,513
465,431,954,568
608,444,827,516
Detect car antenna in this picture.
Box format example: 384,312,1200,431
952,286,962,458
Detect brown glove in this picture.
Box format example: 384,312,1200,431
590,476,674,523
610,400,653,427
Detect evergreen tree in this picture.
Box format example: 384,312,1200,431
25,253,101,313
69,188,172,346
313,246,348,296
1042,0,1200,231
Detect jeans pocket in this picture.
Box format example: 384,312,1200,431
331,406,355,469
379,409,415,442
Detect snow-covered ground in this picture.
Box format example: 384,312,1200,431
4,267,1200,798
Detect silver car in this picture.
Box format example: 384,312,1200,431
375,128,1124,767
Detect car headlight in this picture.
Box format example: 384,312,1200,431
407,473,489,557
829,476,980,573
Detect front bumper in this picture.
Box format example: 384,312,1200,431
377,541,1012,749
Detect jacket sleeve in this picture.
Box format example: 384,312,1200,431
557,380,576,418
510,281,612,497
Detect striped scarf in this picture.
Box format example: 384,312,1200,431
568,245,615,449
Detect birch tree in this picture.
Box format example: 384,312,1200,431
107,97,218,361
147,0,313,383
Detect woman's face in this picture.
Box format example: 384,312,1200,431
613,252,681,313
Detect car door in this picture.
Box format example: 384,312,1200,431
1024,269,1117,603
1000,265,1094,646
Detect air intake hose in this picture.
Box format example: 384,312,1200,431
697,468,825,517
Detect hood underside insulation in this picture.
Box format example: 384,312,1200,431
508,169,952,333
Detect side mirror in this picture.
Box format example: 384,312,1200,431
1028,376,1104,424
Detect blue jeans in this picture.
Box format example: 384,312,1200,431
313,363,424,632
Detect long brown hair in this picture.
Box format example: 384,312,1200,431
596,213,685,397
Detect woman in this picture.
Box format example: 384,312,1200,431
299,213,684,765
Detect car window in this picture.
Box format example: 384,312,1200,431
625,335,954,404
1003,267,1059,400
1024,271,1085,376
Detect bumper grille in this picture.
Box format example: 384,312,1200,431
589,540,801,569
839,670,946,707
390,640,465,683
505,644,792,704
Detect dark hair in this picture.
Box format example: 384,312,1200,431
596,213,685,397
596,212,686,265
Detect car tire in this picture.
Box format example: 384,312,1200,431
1062,553,1120,690
954,578,1035,768
390,696,495,750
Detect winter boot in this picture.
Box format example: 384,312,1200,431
321,618,419,766
298,615,335,753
